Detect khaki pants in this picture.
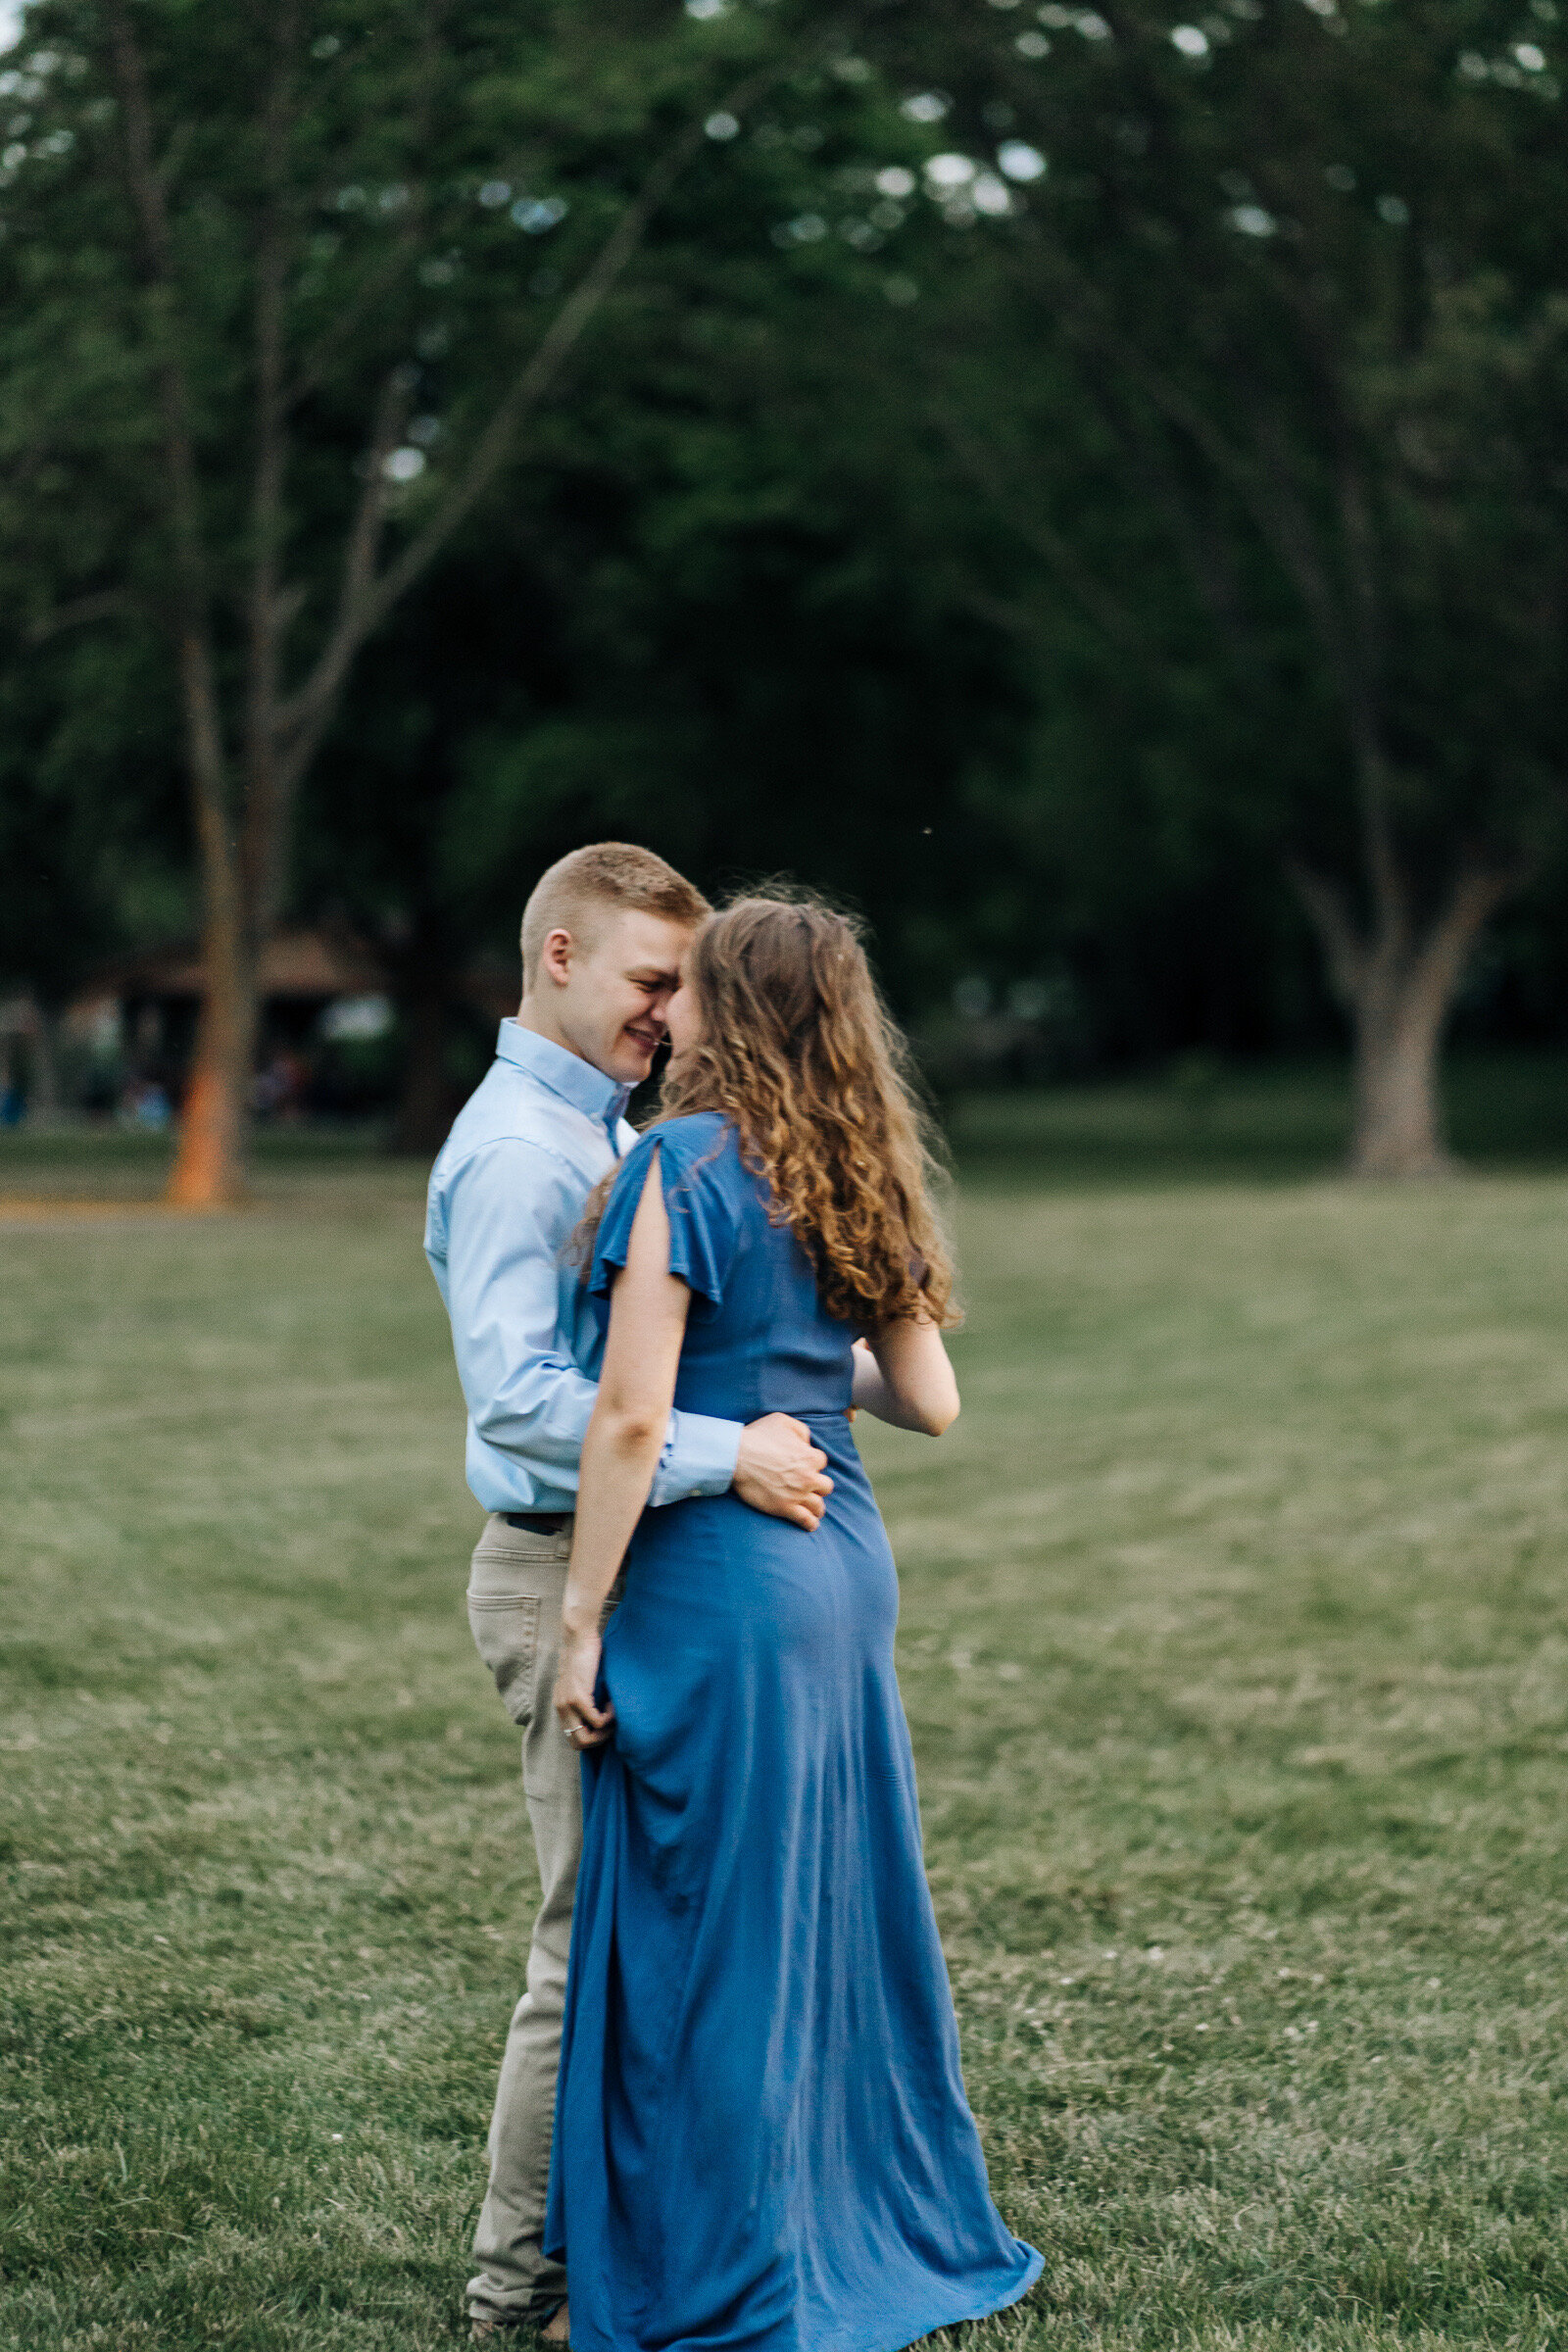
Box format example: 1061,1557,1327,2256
465,1513,579,2326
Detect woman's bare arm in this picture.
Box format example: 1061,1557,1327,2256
850,1320,960,1437
555,1152,691,1746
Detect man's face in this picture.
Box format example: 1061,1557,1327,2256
545,908,696,1086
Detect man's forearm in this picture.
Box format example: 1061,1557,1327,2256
475,1370,735,1508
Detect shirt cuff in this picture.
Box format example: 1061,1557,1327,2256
648,1408,743,1506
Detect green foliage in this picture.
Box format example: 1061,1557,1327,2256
865,0,1568,919
0,626,188,998
0,0,1565,1054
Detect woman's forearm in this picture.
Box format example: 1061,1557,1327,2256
555,1147,694,1747
563,1406,666,1635
851,1325,959,1437
852,1361,939,1434
851,1345,914,1430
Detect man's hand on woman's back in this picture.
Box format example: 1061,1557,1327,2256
733,1413,832,1531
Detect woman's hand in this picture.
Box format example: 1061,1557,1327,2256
555,1621,615,1749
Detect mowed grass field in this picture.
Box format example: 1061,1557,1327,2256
4,1102,1568,2349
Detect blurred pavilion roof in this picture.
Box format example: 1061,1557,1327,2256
66,927,516,1017
77,926,388,1004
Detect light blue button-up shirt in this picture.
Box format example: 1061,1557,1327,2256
424,1021,743,1516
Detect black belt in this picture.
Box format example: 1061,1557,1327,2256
502,1511,572,1534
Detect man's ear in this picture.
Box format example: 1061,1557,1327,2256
539,928,574,989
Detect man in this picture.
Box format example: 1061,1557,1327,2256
424,843,832,2342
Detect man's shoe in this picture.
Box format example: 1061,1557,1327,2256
469,2307,568,2343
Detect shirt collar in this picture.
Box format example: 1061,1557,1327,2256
494,1019,632,1136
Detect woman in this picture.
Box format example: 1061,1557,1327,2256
545,894,1041,2352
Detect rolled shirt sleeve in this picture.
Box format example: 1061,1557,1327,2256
653,1403,742,1507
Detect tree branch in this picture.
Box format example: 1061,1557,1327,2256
241,0,301,937
999,234,1361,691
282,4,449,410
1413,858,1522,1008
102,0,237,926
931,401,1145,651
273,11,889,748
1284,857,1367,1005
1004,232,1413,946
282,225,426,413
1246,261,1405,933
24,590,143,643
272,362,411,748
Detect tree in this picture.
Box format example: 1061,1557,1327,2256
269,15,1031,1151
1,0,853,1200
297,219,1031,1149
876,0,1568,1170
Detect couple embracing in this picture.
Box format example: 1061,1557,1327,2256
425,845,1041,2352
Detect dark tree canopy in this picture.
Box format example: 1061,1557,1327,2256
0,0,1564,1174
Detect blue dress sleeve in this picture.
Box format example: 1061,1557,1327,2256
588,1121,739,1321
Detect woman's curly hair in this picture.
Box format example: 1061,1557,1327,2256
654,890,958,1329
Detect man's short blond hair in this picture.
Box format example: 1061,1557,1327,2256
520,843,710,984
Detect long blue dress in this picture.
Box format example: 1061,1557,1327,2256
545,1113,1041,2352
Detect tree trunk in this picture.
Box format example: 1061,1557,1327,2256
387,907,458,1156
105,0,257,1207
30,1006,60,1121
390,982,453,1157
161,630,257,1204
100,5,800,1208
1291,858,1515,1181
1346,961,1453,1177
166,886,257,1206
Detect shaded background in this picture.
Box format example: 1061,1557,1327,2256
1,0,1565,1157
